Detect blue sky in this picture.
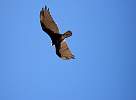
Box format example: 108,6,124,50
0,0,136,100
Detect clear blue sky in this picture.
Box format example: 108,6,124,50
0,0,136,100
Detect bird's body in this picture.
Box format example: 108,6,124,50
40,6,75,60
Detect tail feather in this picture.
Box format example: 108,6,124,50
63,31,72,38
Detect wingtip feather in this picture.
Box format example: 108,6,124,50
45,5,47,10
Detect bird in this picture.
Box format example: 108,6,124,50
40,6,75,60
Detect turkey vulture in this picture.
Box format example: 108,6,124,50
40,6,75,60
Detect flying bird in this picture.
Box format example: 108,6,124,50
40,6,75,60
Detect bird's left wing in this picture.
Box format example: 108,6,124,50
40,6,59,36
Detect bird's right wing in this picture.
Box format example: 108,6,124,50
55,41,75,60
40,6,59,36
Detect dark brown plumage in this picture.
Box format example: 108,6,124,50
40,6,75,60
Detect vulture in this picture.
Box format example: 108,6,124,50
40,6,75,60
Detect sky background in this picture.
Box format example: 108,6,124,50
0,0,136,100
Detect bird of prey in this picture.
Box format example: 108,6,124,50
40,6,75,60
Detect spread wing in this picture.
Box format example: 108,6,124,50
55,41,75,60
40,6,59,37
